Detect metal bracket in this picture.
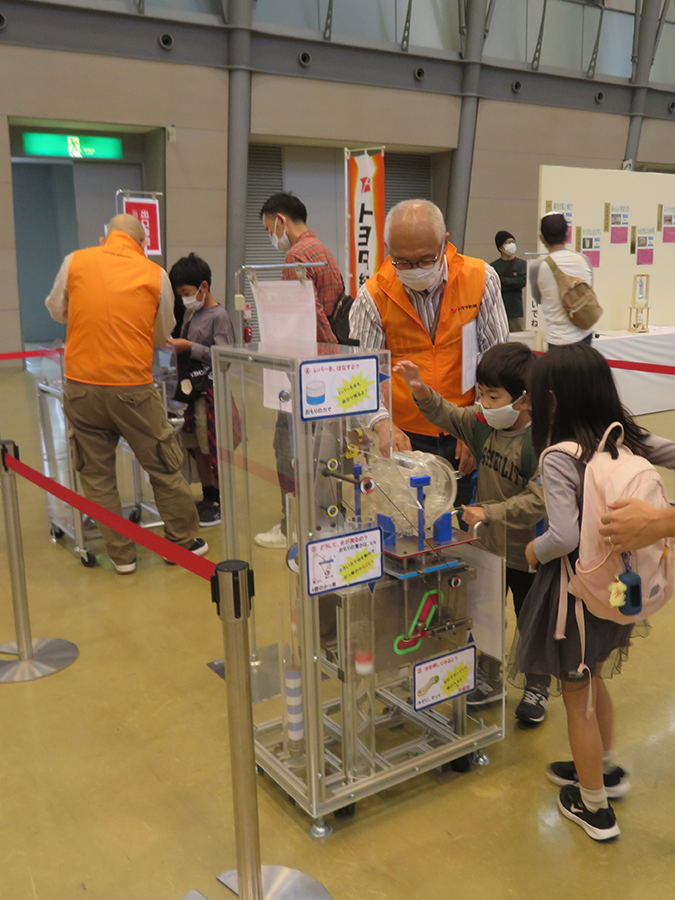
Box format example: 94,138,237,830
653,0,671,65
531,0,548,71
322,0,333,41
586,4,605,79
631,0,641,81
0,439,18,472
401,0,413,52
484,0,497,40
458,0,467,57
135,0,145,14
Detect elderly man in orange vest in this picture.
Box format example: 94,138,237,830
349,199,509,513
46,214,206,573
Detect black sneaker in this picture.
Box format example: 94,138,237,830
197,500,221,527
547,760,631,798
465,674,505,707
164,537,209,565
558,785,620,841
515,688,549,724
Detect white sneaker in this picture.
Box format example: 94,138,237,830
112,559,137,574
254,523,287,548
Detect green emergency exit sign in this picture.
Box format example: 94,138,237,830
22,132,123,160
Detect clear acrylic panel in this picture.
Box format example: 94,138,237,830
213,342,507,818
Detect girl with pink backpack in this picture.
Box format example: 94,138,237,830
509,343,675,842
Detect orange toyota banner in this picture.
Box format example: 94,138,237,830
345,147,385,298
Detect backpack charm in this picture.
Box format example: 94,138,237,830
608,576,627,609
609,553,642,616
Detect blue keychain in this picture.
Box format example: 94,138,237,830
609,552,642,616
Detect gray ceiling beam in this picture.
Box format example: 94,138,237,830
3,0,675,123
0,0,228,66
447,0,488,251
625,0,664,165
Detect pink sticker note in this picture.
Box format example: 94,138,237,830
663,227,675,243
611,226,628,244
636,248,654,265
585,251,600,268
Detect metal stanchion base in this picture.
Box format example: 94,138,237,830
0,638,79,682
218,865,332,899
207,643,281,703
181,891,210,900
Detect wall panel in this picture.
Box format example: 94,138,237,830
465,101,628,265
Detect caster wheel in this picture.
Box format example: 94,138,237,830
256,766,265,777
449,754,472,773
334,803,355,819
81,551,97,568
287,794,296,806
50,526,65,539
128,508,142,524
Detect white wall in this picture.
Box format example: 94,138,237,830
539,165,675,330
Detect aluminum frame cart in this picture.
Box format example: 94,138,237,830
213,343,506,833
33,349,183,566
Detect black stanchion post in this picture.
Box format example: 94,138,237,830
0,440,79,682
194,560,331,900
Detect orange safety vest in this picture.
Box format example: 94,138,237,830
368,245,485,437
64,231,162,386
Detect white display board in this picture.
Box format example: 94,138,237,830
306,527,383,596
539,166,675,331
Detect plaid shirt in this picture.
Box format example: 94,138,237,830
282,231,341,343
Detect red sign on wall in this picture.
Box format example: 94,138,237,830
123,197,162,256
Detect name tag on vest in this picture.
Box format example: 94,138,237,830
462,319,478,394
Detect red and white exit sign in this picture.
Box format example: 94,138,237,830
123,197,162,256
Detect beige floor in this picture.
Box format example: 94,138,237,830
2,367,675,900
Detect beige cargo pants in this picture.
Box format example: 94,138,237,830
64,379,199,566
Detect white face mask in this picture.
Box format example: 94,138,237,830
270,217,291,254
502,241,517,257
395,253,445,292
182,290,205,313
478,394,524,430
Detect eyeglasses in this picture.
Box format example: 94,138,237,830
390,242,445,271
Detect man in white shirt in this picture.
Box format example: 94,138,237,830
529,212,595,347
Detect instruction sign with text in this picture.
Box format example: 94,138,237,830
299,356,379,421
123,196,162,256
413,646,476,711
306,528,383,596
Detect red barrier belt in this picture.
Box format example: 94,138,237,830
4,453,216,581
531,348,675,375
602,358,675,376
0,349,63,361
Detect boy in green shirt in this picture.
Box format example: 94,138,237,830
395,342,549,724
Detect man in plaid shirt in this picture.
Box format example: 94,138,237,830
261,192,341,344
256,192,342,547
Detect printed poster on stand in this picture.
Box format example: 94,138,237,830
413,646,477,711
635,226,655,265
345,147,385,298
606,203,629,244
306,528,383,596
660,204,675,243
578,226,601,268
545,200,573,244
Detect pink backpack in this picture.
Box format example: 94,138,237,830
540,422,673,646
